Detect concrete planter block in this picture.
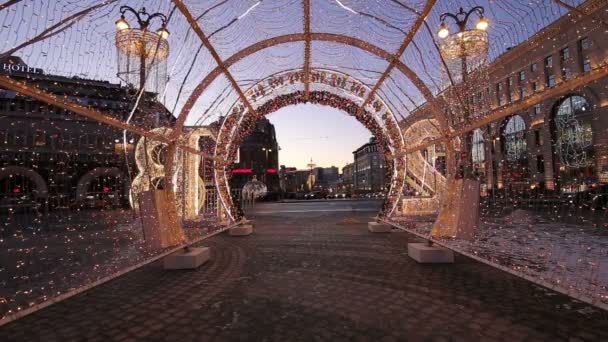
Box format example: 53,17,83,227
163,247,210,270
407,243,454,263
228,224,254,236
368,222,392,233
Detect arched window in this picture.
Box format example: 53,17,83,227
0,174,39,207
553,95,594,192
554,95,592,168
503,115,527,162
471,129,486,178
471,129,485,164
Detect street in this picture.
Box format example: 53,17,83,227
1,200,607,341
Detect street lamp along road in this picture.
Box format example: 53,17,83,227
437,6,489,179
115,6,170,92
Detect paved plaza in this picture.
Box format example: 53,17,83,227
1,200,607,341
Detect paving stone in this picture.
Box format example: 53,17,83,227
1,208,607,341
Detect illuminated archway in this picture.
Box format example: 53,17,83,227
171,33,451,141
76,167,129,204
213,69,407,222
0,166,48,199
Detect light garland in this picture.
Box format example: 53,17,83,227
214,90,405,222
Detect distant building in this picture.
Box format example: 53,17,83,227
353,137,385,193
0,56,173,210
312,166,339,191
280,165,310,193
231,118,280,193
401,0,608,194
341,163,354,193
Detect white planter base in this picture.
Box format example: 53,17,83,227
368,222,392,233
407,243,454,263
163,247,210,270
228,224,254,236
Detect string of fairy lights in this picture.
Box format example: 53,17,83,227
0,0,606,322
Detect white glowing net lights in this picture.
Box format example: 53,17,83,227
242,178,268,199
439,29,489,83
115,28,169,93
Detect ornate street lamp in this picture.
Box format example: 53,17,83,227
437,7,489,179
437,6,489,83
115,6,170,93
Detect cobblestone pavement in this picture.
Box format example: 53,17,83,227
1,201,607,341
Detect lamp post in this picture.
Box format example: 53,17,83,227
115,6,170,92
437,7,489,179
437,7,488,83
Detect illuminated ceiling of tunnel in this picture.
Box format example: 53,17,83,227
0,0,585,127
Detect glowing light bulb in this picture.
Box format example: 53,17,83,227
438,22,450,38
156,27,170,39
115,17,130,31
476,16,489,31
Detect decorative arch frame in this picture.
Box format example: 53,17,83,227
170,33,451,139
157,31,460,225
212,69,408,222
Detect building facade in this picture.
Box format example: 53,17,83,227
353,137,386,194
404,0,608,195
311,166,339,191
230,117,280,193
341,163,354,194
279,166,310,193
0,57,173,211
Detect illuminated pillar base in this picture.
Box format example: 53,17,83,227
228,224,254,236
431,178,479,240
163,247,210,270
407,243,454,263
368,222,392,233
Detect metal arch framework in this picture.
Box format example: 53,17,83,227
303,0,311,100
172,32,452,138
167,30,459,197
212,68,409,222
355,0,437,129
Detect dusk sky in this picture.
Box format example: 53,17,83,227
266,103,371,170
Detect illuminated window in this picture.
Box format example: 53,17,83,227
532,81,540,92
503,115,527,162
579,37,589,50
471,129,485,164
582,57,591,73
546,74,556,87
531,63,538,72
554,95,592,168
560,47,570,62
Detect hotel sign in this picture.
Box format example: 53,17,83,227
2,63,44,75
